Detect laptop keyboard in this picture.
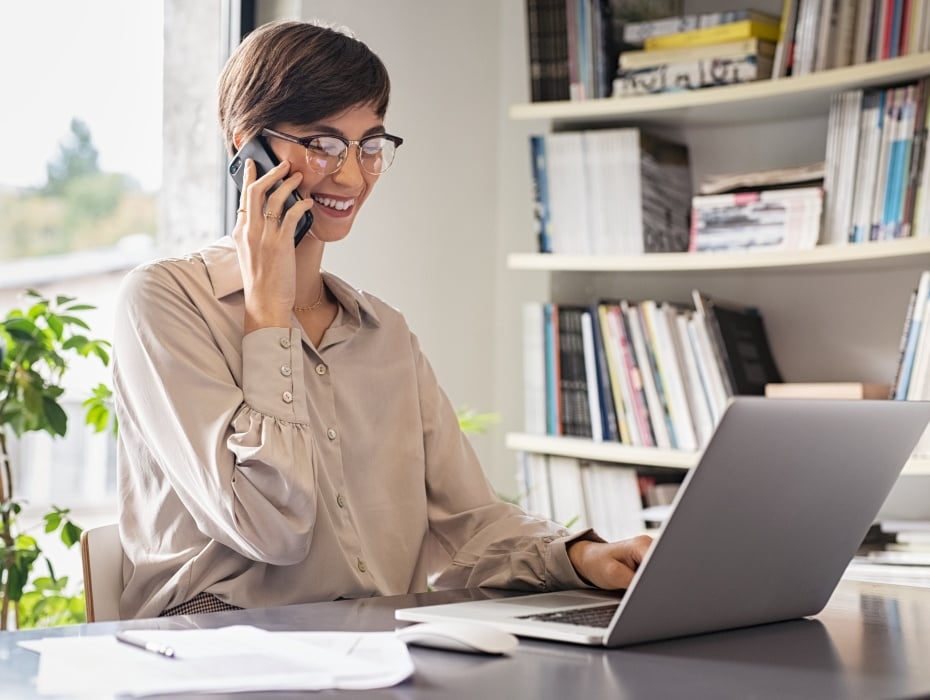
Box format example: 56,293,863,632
517,603,619,628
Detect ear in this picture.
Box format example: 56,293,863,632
232,130,246,152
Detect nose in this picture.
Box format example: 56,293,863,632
331,144,366,185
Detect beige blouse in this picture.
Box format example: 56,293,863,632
113,237,594,619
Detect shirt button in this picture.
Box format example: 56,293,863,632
336,494,346,508
282,391,293,403
326,428,337,440
315,363,327,376
280,364,292,377
357,559,367,573
279,337,291,349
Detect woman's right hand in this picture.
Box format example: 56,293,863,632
232,158,315,333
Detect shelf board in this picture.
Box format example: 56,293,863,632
505,433,696,469
509,53,930,127
507,237,930,273
507,433,930,476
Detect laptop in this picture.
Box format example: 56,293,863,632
396,397,930,647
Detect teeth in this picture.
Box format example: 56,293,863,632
312,195,355,211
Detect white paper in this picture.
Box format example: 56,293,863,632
32,625,414,697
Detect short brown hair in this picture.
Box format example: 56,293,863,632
218,21,391,155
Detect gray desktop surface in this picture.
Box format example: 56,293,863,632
3,581,930,699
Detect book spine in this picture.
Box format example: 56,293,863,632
580,310,603,441
618,301,656,447
588,303,619,441
643,19,780,51
597,304,633,444
543,303,561,435
528,134,553,253
624,302,673,449
614,55,768,97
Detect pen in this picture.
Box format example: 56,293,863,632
115,632,178,659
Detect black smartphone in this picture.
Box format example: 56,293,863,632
228,135,314,246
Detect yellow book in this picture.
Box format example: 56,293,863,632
644,20,781,51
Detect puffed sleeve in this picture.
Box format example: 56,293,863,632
113,262,319,565
410,334,599,592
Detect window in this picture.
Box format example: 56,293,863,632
0,0,165,512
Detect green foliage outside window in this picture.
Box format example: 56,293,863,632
0,118,157,261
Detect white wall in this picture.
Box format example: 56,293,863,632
297,0,518,489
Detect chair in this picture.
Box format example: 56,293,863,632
80,523,124,622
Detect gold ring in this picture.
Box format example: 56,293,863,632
263,211,282,223
237,208,247,214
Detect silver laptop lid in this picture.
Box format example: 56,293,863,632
606,397,930,646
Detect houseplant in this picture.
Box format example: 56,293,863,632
0,290,113,629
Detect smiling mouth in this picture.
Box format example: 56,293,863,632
311,194,356,213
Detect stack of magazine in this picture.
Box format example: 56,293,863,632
529,127,691,254
614,9,779,96
689,162,825,253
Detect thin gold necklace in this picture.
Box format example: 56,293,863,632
294,277,325,312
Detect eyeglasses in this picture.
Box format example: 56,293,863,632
262,127,403,176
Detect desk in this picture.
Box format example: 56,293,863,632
3,579,930,699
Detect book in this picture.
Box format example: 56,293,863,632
691,290,783,396
624,301,673,449
698,161,825,196
557,306,593,437
524,0,571,102
617,38,775,69
528,134,553,253
640,300,697,450
643,18,781,51
896,271,930,400
520,451,554,520
621,9,779,45
689,186,823,253
522,303,548,435
543,303,561,435
535,127,691,254
598,304,634,444
547,455,590,530
772,0,799,78
614,54,772,97
580,310,603,441
587,303,620,442
765,382,892,399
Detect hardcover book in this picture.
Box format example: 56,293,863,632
643,17,781,50
618,37,775,69
692,290,783,396
614,54,772,96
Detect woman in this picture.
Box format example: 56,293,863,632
113,20,650,619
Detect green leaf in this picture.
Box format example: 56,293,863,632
26,302,48,320
55,295,77,306
61,335,89,350
44,511,62,532
46,314,64,340
42,396,68,436
61,521,82,548
63,304,95,312
54,315,90,330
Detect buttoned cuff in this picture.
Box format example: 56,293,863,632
241,327,309,422
545,528,607,590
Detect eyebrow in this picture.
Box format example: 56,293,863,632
305,124,387,138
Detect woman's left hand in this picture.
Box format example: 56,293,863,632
567,535,653,590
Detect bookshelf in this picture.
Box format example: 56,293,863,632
506,48,930,487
